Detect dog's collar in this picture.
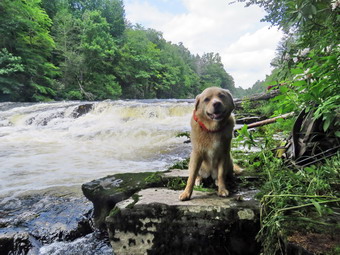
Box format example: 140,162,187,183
193,110,224,133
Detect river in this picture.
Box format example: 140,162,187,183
0,100,194,254
0,100,194,199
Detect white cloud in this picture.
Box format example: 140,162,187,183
222,26,283,88
125,0,284,89
124,1,173,28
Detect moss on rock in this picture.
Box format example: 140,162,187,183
82,171,165,229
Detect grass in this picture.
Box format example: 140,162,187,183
258,152,340,254
235,119,340,254
168,158,189,170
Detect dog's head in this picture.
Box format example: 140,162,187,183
195,87,235,122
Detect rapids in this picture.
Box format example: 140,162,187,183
0,100,193,199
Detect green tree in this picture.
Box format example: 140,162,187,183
0,0,58,101
51,6,81,98
241,0,340,131
50,7,121,100
114,27,162,98
0,49,24,101
196,53,236,93
68,0,125,38
77,10,121,99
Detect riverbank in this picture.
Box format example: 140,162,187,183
81,151,339,255
1,99,338,254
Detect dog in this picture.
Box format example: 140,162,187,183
179,87,241,201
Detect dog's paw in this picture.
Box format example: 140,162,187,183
217,188,229,197
179,191,191,201
195,176,202,186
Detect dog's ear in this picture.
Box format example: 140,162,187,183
194,94,201,110
222,89,235,111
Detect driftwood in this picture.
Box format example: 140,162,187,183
247,89,280,101
235,112,294,130
234,90,280,107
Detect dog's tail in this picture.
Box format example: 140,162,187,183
233,164,243,175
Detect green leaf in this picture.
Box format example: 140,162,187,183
291,80,306,87
272,95,286,101
279,86,288,93
311,200,323,216
291,68,304,75
323,118,331,132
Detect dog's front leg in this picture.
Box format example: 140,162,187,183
179,151,202,201
217,158,230,197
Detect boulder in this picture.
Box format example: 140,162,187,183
72,103,94,118
0,191,93,254
106,188,261,255
81,172,165,230
82,169,262,255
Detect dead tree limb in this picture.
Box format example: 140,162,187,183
235,112,294,130
234,90,280,107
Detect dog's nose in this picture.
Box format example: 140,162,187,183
213,101,222,108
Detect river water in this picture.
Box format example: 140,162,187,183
0,100,194,199
0,100,195,254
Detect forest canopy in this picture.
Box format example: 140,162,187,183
0,0,238,101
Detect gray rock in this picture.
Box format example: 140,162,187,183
106,188,261,255
0,192,93,254
81,172,165,229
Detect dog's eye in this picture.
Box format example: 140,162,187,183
204,97,210,102
218,93,226,99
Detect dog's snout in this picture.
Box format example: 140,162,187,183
213,101,222,108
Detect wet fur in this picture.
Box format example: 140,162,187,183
179,87,239,201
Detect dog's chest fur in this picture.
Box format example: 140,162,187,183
190,115,234,153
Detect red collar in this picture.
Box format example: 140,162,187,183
193,110,224,133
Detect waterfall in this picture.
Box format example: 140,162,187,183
0,100,193,198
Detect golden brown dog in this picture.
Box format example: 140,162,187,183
179,87,240,201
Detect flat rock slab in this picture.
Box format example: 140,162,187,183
162,169,188,178
135,188,258,209
107,188,261,255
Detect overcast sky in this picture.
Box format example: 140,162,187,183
124,0,283,89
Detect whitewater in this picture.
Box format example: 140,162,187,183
0,100,193,198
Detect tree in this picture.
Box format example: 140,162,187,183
1,0,237,101
195,53,236,93
240,0,340,131
50,6,122,100
67,0,126,38
78,10,121,99
0,0,58,101
114,27,162,98
0,49,24,101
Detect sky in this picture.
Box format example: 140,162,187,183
124,0,284,89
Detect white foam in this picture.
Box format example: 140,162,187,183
0,100,193,197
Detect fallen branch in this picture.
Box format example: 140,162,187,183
247,89,280,101
234,90,280,107
235,112,294,130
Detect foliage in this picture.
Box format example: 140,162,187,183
0,0,237,101
196,52,236,93
239,0,340,132
0,0,58,101
0,49,24,100
236,123,340,254
167,177,187,190
234,80,267,98
168,158,189,170
258,153,340,255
